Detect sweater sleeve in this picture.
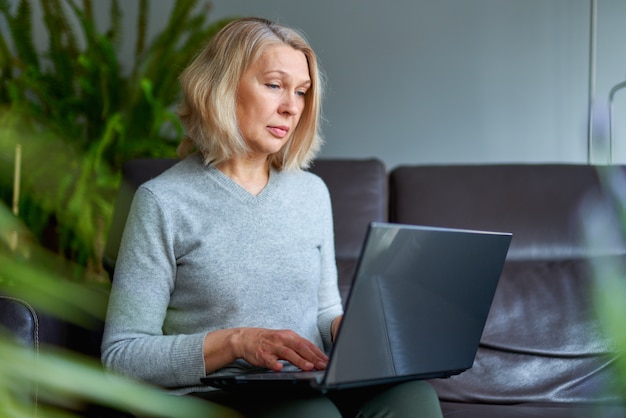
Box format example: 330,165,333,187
101,187,207,390
315,183,344,351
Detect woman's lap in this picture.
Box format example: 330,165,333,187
193,380,442,418
194,388,341,417
330,380,443,417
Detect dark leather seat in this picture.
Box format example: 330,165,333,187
0,295,39,349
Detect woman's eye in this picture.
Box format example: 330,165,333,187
266,83,280,90
296,90,307,97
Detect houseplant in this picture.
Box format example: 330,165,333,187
0,1,239,415
0,0,232,280
1,206,241,417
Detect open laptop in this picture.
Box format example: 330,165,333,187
201,222,512,393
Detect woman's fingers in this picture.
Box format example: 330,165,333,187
239,328,328,371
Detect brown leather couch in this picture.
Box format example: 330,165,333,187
4,158,625,417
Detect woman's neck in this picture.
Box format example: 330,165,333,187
216,158,270,196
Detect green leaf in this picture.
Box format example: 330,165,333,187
0,0,235,279
0,337,240,417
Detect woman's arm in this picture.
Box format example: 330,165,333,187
102,187,206,388
315,180,345,349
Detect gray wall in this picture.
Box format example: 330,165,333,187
208,0,626,168
11,0,626,169
596,0,626,164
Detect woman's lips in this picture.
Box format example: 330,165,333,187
268,126,289,138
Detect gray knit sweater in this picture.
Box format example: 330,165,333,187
101,153,343,394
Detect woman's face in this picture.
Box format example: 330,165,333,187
236,44,311,160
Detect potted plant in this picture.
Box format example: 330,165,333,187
0,0,233,281
0,1,239,415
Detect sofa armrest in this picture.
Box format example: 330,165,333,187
0,295,39,350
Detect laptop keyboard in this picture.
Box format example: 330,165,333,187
241,369,324,382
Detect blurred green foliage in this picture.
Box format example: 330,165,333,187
584,167,626,400
0,1,238,415
0,0,232,280
0,207,240,417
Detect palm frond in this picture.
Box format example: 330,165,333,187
0,0,235,280
133,0,148,62
108,0,122,47
7,0,40,68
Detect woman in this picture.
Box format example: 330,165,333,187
102,17,442,417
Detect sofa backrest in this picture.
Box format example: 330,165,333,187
390,164,626,260
308,159,388,299
389,164,626,404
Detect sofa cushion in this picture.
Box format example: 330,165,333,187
439,401,626,418
430,256,623,404
389,164,626,260
482,258,612,357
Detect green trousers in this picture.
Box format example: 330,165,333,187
194,380,443,418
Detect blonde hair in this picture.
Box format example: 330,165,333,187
177,17,324,171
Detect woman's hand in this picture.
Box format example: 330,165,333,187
234,328,328,371
203,328,328,374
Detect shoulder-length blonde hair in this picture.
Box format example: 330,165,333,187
177,17,324,171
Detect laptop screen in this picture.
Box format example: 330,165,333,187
324,223,511,386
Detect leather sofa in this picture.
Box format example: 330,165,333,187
0,296,39,349
3,158,626,417
308,160,625,417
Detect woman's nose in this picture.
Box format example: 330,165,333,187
279,93,300,115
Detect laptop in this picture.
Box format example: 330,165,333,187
201,222,512,393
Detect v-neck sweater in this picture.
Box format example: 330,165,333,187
101,153,343,394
